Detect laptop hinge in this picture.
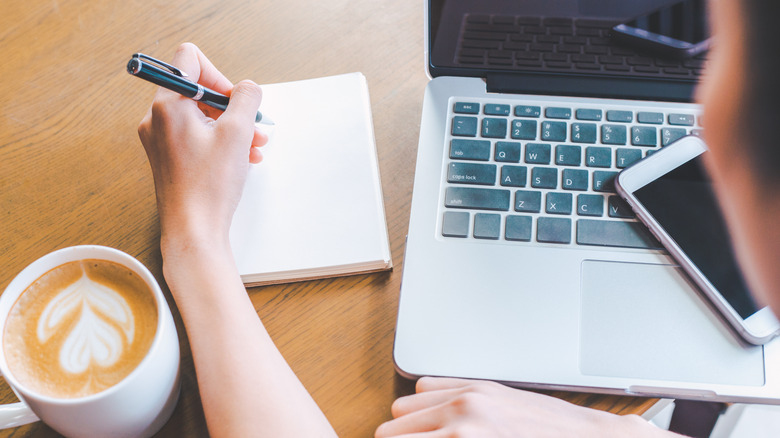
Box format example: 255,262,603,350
486,72,695,102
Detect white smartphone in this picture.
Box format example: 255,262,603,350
616,136,780,345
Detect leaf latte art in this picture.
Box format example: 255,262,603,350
37,271,135,373
4,260,158,398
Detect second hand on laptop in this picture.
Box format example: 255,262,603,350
126,53,274,126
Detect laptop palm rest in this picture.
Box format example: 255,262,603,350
579,260,764,386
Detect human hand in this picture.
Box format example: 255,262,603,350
137,43,268,250
375,377,670,438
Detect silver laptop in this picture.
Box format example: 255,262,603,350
393,0,780,403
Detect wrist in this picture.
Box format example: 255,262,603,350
160,227,236,294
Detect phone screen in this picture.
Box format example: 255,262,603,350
625,0,709,44
633,153,759,319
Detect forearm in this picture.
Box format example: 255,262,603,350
162,234,336,438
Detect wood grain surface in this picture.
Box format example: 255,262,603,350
0,0,656,436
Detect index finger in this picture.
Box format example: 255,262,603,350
170,42,234,94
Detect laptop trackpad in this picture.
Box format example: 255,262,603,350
579,260,764,386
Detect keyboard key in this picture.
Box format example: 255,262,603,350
575,109,602,121
570,122,597,143
452,116,478,136
562,169,588,190
515,105,541,117
606,110,633,122
484,104,511,116
572,54,597,64
445,187,510,211
495,141,521,162
607,195,635,218
442,211,469,237
627,57,653,66
577,194,604,216
662,128,688,146
511,119,537,140
454,102,480,114
584,45,609,55
593,170,618,192
525,143,551,164
601,124,627,145
669,113,695,126
585,146,611,167
545,107,572,119
599,55,624,65
515,190,542,212
544,53,568,62
546,192,573,214
604,64,631,72
447,162,497,185
537,217,572,244
473,213,501,239
576,219,661,248
616,148,642,168
635,66,660,74
541,121,567,142
450,139,490,160
531,167,558,188
631,126,657,147
637,112,664,124
505,215,533,241
529,43,554,52
555,145,582,166
547,61,573,69
482,118,508,138
500,165,527,187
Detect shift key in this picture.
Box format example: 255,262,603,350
445,187,510,211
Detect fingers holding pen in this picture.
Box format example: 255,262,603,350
171,42,234,94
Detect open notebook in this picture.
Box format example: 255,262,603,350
229,73,392,286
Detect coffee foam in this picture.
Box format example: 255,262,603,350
38,272,135,373
3,260,157,398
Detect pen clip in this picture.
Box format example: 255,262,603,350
131,53,189,78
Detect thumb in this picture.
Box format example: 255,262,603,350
220,80,263,129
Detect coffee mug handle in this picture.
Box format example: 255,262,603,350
0,372,38,428
0,401,38,428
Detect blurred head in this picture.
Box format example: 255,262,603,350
697,0,780,315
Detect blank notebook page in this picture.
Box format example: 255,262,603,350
229,72,391,285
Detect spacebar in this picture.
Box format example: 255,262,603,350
576,219,662,249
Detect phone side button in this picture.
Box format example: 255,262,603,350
576,219,663,249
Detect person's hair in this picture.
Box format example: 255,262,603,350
739,0,780,183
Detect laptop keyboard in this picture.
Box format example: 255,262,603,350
440,96,702,249
456,15,706,80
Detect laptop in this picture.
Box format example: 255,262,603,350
393,0,780,403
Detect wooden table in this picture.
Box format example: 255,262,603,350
0,0,656,436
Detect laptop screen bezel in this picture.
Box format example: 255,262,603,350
425,0,700,102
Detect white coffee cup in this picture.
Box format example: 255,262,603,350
0,245,180,437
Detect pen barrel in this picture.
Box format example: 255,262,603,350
127,59,200,99
128,57,264,123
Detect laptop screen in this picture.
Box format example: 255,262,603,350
427,0,702,101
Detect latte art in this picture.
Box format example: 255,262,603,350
38,271,135,373
3,260,157,398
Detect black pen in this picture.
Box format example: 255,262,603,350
126,53,274,125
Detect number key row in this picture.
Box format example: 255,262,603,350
452,116,690,146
